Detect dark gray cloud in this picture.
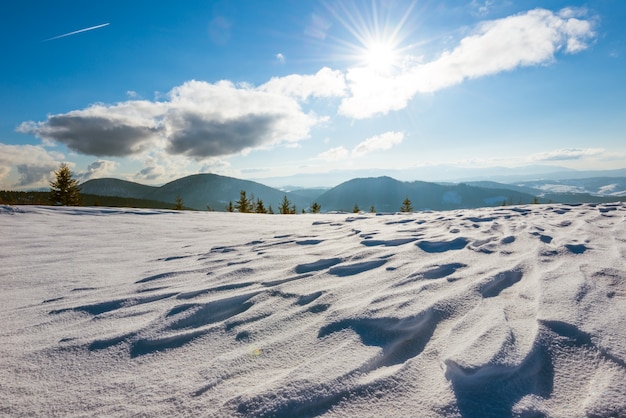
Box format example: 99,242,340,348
24,115,160,157
136,165,165,181
15,163,57,187
77,160,119,181
166,113,277,158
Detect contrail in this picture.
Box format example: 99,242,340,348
44,23,110,41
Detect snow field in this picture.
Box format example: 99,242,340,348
1,203,625,417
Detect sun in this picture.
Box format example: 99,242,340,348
362,40,399,73
323,1,416,75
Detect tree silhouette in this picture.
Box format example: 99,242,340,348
310,202,321,213
400,196,413,212
353,203,360,213
226,201,234,212
370,205,376,213
174,195,184,210
49,163,81,206
235,190,252,213
255,198,267,214
279,195,291,214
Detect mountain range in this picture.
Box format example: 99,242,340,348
79,173,626,212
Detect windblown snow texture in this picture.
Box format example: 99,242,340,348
1,203,626,417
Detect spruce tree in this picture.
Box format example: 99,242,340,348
400,196,413,212
255,198,267,214
175,195,184,210
49,163,81,206
279,195,291,214
235,190,251,213
226,201,234,212
370,205,376,213
353,203,360,213
310,202,321,213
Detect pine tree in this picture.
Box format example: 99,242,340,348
353,203,360,213
174,195,184,210
49,163,81,206
400,195,413,212
235,190,252,213
268,205,274,214
279,195,291,214
226,201,234,212
310,202,321,213
370,205,376,213
255,198,267,214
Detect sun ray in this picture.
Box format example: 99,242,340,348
323,0,418,73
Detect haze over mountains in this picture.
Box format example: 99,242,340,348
251,166,626,189
80,170,626,212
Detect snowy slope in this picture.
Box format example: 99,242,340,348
2,204,626,417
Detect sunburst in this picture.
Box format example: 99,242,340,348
324,0,417,74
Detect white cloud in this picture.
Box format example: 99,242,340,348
317,146,349,161
0,144,64,188
259,67,346,101
316,131,404,162
352,131,404,157
276,53,285,63
339,8,596,119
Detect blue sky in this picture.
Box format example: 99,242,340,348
1,0,625,189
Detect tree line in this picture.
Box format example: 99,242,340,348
224,190,307,214
222,190,416,214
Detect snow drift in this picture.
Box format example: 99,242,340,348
2,203,625,417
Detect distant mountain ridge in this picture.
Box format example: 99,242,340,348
81,174,314,211
79,178,158,198
80,173,626,212
316,176,540,212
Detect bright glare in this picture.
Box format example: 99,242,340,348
363,41,398,73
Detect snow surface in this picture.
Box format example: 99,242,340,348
2,203,626,417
